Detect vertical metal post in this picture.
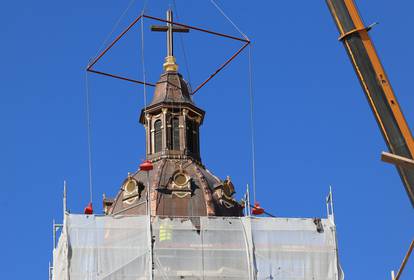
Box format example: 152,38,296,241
53,222,63,249
331,210,342,280
146,172,151,216
63,181,67,215
52,219,56,249
139,160,154,279
48,262,52,280
330,186,335,224
166,10,173,57
326,186,335,224
246,184,251,217
326,196,330,220
147,172,153,280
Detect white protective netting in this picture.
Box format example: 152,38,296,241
53,215,151,280
153,217,251,279
53,215,343,280
249,218,342,280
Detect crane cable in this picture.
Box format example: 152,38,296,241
247,46,257,204
94,0,138,59
210,0,249,41
140,12,148,120
209,0,257,203
85,71,93,203
172,0,193,91
84,0,150,206
171,0,187,128
85,0,255,206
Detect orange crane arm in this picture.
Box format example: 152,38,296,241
326,0,414,206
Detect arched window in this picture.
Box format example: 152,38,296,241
194,125,199,153
186,119,195,154
171,117,180,151
154,120,162,153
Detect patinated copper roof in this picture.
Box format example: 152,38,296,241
150,72,193,105
107,158,243,217
107,53,243,217
139,71,204,124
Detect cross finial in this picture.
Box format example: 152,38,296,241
151,9,190,72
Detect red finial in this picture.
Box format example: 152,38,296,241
252,202,264,215
84,202,93,215
140,160,154,171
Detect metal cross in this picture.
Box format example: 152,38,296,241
151,9,189,57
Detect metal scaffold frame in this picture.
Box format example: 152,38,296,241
51,214,343,280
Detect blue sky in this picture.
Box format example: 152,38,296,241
0,0,413,279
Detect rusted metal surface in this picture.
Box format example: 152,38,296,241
194,164,216,216
191,41,250,95
326,0,414,206
102,12,246,218
87,69,155,86
149,72,193,105
87,14,143,70
108,159,243,217
381,152,414,169
138,71,205,124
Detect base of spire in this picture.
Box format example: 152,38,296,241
163,56,179,72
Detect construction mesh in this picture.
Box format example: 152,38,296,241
53,215,343,280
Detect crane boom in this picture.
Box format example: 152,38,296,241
325,0,414,206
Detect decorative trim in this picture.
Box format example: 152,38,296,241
193,164,215,216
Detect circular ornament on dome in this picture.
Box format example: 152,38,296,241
173,172,189,187
122,178,140,205
125,179,137,194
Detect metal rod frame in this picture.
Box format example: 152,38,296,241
86,13,250,95
381,151,414,169
394,239,414,280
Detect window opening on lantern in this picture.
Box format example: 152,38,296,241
154,119,162,153
171,117,180,151
186,119,192,153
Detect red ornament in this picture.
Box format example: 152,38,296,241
140,160,154,171
252,202,265,215
84,202,93,215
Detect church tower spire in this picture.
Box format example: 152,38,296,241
140,9,203,163
106,9,243,217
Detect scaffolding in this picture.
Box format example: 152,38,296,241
52,214,343,280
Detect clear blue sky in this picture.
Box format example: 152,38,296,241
0,0,413,279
